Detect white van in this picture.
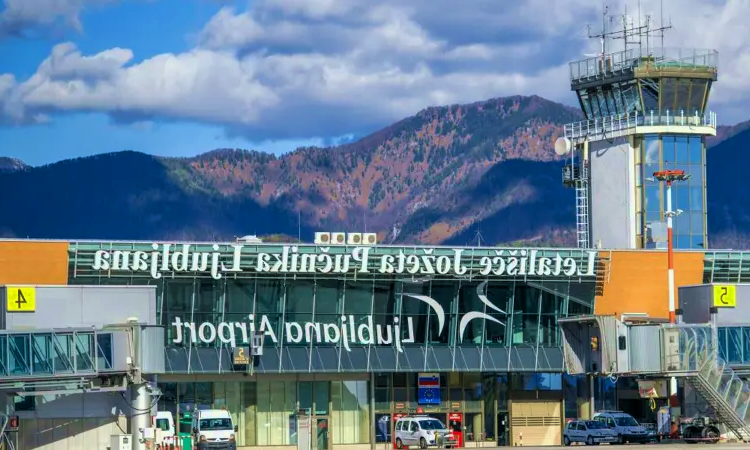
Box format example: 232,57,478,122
192,409,237,447
394,415,456,449
155,411,176,444
592,411,649,444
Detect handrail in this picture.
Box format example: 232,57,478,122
570,47,719,82
564,110,717,140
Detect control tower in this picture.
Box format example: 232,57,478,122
556,9,718,250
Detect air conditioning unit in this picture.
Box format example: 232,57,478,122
314,232,331,245
331,232,346,245
347,233,363,245
363,233,377,245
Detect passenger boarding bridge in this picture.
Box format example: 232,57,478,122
0,325,163,392
559,316,750,441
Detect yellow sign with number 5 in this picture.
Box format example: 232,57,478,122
713,284,737,308
6,286,37,312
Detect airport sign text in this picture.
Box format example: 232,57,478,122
91,243,598,279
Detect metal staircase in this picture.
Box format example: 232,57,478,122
680,327,750,441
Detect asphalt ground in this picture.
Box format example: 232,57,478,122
457,445,748,449
370,444,748,450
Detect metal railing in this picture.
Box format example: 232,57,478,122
678,326,750,441
563,110,717,140
570,47,719,83
0,329,114,378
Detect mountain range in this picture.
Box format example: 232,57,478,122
1,95,748,248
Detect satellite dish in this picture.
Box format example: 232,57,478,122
554,137,572,156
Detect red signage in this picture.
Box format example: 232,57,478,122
7,415,19,432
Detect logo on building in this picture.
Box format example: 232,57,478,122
171,292,446,353
458,281,506,343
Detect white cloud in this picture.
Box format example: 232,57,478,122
0,0,115,36
1,0,749,139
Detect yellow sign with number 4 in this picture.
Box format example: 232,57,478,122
6,286,36,312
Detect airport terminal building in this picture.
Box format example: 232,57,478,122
64,239,603,448
3,238,723,449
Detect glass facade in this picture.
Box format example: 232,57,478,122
67,242,599,373
157,372,578,447
67,241,601,448
718,327,750,365
636,134,706,249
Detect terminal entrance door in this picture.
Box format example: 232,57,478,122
312,417,330,450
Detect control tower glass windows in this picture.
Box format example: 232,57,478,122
688,79,709,113
639,78,711,118
575,80,641,121
638,134,706,249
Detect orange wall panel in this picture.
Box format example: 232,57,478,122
595,250,705,319
0,241,69,285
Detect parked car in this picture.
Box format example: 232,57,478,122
592,411,650,444
394,415,456,449
564,419,618,446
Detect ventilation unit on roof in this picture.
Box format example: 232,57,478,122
347,233,362,245
314,232,331,245
331,232,346,245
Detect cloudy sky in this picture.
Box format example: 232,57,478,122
0,0,748,166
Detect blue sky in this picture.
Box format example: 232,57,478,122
0,0,748,167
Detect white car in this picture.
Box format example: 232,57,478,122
394,416,456,449
592,411,650,444
564,420,618,445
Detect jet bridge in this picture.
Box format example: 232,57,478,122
559,315,750,441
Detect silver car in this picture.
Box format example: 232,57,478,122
564,420,618,446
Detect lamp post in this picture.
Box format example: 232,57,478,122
652,169,690,324
653,169,690,410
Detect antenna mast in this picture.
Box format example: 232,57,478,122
587,2,673,58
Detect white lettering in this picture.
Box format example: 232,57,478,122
89,244,599,280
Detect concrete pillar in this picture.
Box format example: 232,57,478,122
131,383,151,450
589,375,596,418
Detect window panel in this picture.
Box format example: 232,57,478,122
428,282,456,344
343,280,373,316
644,137,660,164
689,186,703,211
316,279,342,315
718,328,728,361
676,235,691,249
728,327,742,363
604,89,616,116
661,78,677,115
645,210,661,226
256,280,284,313
676,80,691,113
332,381,370,444
688,80,707,114
689,136,703,165
226,281,254,313
687,165,703,187
662,136,676,164
675,136,689,163
674,209,689,236
690,211,704,236
645,185,661,213
674,185,689,212
743,328,750,364
257,380,297,446
690,235,705,249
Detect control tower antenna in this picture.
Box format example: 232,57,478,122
586,1,672,57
